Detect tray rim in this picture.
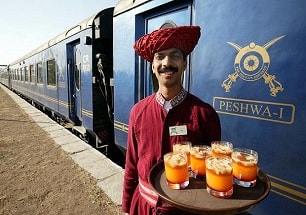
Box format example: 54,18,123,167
148,160,271,214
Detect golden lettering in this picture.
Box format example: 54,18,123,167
226,101,232,111
213,97,295,124
240,103,249,113
233,102,240,112
217,100,277,117
279,107,284,119
219,101,226,110
262,106,272,117
250,105,262,115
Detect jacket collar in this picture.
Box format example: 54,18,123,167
155,88,187,109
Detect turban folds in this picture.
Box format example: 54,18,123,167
133,26,201,62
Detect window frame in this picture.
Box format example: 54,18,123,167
47,59,56,86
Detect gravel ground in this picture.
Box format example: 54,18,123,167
0,85,124,215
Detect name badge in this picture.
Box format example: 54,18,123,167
169,125,187,136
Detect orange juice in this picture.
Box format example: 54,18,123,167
211,141,233,157
164,152,189,189
173,142,191,167
190,145,211,177
206,156,233,198
232,148,258,187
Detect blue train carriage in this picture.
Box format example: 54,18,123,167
7,8,114,149
113,0,306,214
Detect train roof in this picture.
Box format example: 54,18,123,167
114,0,149,16
10,8,113,66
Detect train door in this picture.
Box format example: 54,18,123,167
139,3,192,98
73,45,82,123
8,66,11,89
67,41,82,125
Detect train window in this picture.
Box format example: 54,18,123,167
47,59,56,86
36,62,43,84
20,67,24,81
74,63,80,90
30,65,34,83
24,66,29,82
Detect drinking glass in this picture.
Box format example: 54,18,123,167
173,141,191,168
164,151,189,189
206,155,233,198
211,141,233,157
232,148,258,187
190,145,211,178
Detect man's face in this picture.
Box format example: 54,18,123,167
152,48,187,89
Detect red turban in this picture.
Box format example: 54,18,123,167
134,26,201,62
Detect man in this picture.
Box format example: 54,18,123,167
122,25,221,215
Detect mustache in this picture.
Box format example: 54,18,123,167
158,66,178,74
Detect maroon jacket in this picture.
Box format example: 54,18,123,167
122,90,221,215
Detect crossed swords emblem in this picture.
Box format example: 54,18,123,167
222,35,285,97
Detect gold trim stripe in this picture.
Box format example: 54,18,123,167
82,108,93,118
12,84,95,119
114,120,128,132
271,188,306,206
271,182,306,202
13,84,69,109
268,174,306,191
268,174,306,205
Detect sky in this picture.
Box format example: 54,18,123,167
0,0,118,65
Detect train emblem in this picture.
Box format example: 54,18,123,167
222,35,285,97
